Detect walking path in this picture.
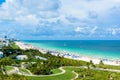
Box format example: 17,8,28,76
71,71,79,80
6,66,120,80
7,67,65,76
79,66,120,73
7,67,32,75
7,67,17,75
25,67,66,76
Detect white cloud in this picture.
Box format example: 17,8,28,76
75,26,86,33
22,0,60,11
15,14,39,26
0,0,120,39
1,0,120,26
107,26,120,36
60,0,120,21
74,26,97,36
0,0,61,25
111,30,116,35
90,26,97,34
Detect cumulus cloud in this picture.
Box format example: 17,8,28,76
0,0,61,25
75,26,85,33
15,14,39,26
0,0,120,39
90,26,97,35
75,26,97,35
60,0,120,22
111,30,116,35
107,26,120,36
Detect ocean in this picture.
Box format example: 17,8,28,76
23,40,120,60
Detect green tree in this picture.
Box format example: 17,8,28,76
0,57,15,66
90,60,96,68
99,60,104,65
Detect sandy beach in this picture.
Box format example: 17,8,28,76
15,41,120,66
15,42,34,50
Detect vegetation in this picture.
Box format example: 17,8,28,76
75,68,120,80
0,73,29,80
22,49,87,75
0,43,87,76
19,68,30,75
10,42,20,49
51,68,62,74
5,66,14,71
99,59,104,65
26,67,76,80
26,67,120,80
2,42,21,58
0,57,15,66
96,64,120,70
1,42,120,80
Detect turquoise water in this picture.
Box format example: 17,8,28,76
23,40,120,60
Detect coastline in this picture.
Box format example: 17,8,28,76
15,41,120,66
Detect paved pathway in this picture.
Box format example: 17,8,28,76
7,67,17,75
6,66,120,80
7,67,32,75
6,67,65,76
71,71,79,80
25,67,66,76
79,66,120,73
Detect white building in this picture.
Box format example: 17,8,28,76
0,51,3,58
2,40,9,46
35,56,47,60
16,55,28,60
0,39,3,49
0,38,10,47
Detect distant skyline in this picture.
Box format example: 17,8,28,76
0,0,120,40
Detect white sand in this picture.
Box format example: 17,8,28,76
15,41,120,66
15,42,34,50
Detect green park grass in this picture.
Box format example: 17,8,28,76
96,64,120,70
51,68,62,74
19,68,30,75
26,67,120,80
5,66,14,71
75,68,120,80
11,42,20,49
26,67,76,80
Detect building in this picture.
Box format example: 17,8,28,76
0,36,10,47
35,56,47,60
0,51,3,58
16,55,28,60
0,39,3,49
2,40,10,46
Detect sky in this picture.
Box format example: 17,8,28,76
0,0,5,4
0,0,120,40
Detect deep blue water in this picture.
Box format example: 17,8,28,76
23,40,120,60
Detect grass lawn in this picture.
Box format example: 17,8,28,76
51,68,62,74
26,66,120,80
5,66,14,71
96,64,120,70
19,68,30,75
75,68,120,80
11,42,20,49
26,67,77,80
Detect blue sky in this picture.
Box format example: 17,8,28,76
0,0,120,40
0,0,5,4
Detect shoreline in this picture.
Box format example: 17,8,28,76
15,41,120,66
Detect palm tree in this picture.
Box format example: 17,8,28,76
90,60,96,68
86,62,90,70
99,60,104,65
